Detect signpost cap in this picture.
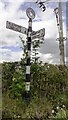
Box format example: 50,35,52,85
26,8,35,19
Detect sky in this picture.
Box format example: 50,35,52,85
0,0,68,65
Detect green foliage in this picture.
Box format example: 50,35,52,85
2,62,16,92
19,35,44,64
2,61,68,119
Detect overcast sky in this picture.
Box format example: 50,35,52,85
0,0,68,65
66,1,68,66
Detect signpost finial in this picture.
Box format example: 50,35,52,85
26,8,35,19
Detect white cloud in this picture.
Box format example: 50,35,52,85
0,0,28,47
33,18,57,40
0,48,23,63
0,0,66,64
0,0,65,45
39,52,60,65
0,0,29,63
39,53,53,63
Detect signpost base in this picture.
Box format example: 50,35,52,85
25,91,30,106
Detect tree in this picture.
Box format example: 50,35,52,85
32,39,43,63
19,36,44,64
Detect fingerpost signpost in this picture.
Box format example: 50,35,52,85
6,8,45,105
